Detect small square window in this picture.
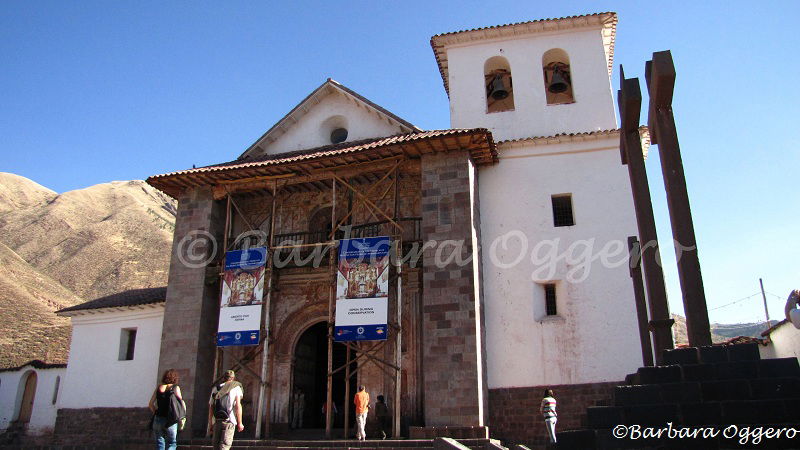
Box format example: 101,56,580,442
544,284,558,316
551,195,574,227
119,328,137,361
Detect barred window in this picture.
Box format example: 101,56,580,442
544,284,558,316
551,194,574,227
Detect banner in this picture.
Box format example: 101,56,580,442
217,247,267,347
334,237,390,341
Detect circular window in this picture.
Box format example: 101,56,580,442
330,128,348,144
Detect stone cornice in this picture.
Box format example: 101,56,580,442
430,12,618,96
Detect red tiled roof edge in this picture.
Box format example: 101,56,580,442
430,12,617,96
149,128,494,181
0,360,67,373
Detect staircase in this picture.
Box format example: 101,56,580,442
110,437,504,450
556,343,800,449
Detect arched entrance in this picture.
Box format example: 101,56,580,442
16,371,37,424
291,322,355,432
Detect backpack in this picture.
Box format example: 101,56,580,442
167,386,187,429
213,384,230,420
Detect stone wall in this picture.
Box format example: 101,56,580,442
488,381,619,448
53,407,153,446
158,186,226,436
420,151,488,427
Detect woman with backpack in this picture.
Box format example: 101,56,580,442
149,369,185,450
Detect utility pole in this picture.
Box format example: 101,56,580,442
760,278,771,330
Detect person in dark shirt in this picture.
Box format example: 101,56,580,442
375,395,391,440
148,369,184,450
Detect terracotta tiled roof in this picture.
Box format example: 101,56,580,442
156,129,487,179
0,360,66,373
57,287,167,315
430,12,618,96
496,129,621,145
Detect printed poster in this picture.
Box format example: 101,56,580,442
216,247,267,346
334,237,390,341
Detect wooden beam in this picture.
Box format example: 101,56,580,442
618,67,674,362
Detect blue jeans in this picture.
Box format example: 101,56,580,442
153,415,177,450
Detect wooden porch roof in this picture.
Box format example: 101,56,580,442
146,128,496,198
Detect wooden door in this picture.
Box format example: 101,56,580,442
17,372,37,424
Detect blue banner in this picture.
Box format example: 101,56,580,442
334,324,387,342
217,330,260,347
224,247,268,270
334,237,390,342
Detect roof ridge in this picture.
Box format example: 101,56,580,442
239,79,420,160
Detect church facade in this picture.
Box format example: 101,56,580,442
2,12,652,447
142,11,644,441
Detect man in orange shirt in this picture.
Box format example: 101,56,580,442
354,385,370,440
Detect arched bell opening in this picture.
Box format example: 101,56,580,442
543,48,575,105
484,56,515,113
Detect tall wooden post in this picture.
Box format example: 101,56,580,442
645,51,712,347
255,181,279,438
618,66,674,362
325,178,337,439
628,237,654,367
344,346,351,439
394,238,402,438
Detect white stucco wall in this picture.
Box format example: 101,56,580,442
446,27,617,141
262,91,407,155
0,366,65,435
479,135,643,388
59,306,164,409
760,322,800,360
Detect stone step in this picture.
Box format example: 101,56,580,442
626,358,800,385
584,398,799,429
662,342,763,366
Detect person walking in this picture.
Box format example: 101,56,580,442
207,370,244,450
375,395,390,440
539,389,557,444
353,385,370,441
291,388,305,429
148,369,184,450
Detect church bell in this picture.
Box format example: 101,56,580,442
488,74,509,100
547,65,570,94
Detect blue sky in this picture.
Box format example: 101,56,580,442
2,1,798,325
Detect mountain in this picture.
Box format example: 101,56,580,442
671,314,776,346
0,172,57,213
0,175,176,301
0,241,83,366
0,173,176,367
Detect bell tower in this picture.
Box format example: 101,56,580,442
431,12,619,141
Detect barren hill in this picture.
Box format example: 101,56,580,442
0,172,57,213
0,174,176,367
0,178,176,300
0,242,83,366
671,314,775,346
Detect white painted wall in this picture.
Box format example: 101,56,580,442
0,366,65,435
478,135,643,388
760,322,800,360
262,91,407,155
446,27,617,141
59,306,164,408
